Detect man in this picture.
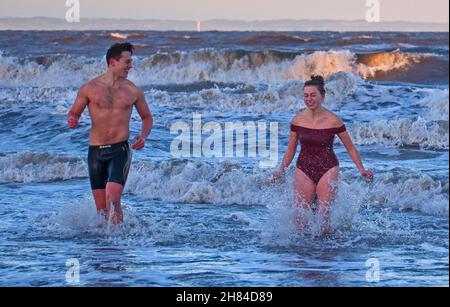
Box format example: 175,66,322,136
68,42,153,224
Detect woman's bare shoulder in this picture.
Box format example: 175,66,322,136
291,111,306,126
324,110,344,127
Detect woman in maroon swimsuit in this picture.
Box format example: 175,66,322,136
273,76,373,232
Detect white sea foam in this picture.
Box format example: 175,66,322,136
349,117,449,149
260,168,448,246
415,88,449,121
144,71,367,114
0,152,87,183
125,159,448,216
31,195,176,245
0,49,437,87
0,52,104,88
0,72,361,113
351,169,449,215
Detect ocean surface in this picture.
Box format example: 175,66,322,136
0,31,448,286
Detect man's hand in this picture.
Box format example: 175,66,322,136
67,112,80,128
131,135,146,150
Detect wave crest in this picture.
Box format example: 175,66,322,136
349,117,449,149
0,49,442,87
0,152,87,183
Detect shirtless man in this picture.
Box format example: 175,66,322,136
67,42,153,224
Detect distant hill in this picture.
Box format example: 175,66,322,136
0,17,448,31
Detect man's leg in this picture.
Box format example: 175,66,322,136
105,182,124,224
88,147,108,220
104,141,131,224
92,189,107,216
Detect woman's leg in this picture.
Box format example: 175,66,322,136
294,167,316,229
316,166,339,233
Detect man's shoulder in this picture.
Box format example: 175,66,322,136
123,79,140,90
82,78,102,91
123,79,143,95
77,78,106,100
77,81,95,96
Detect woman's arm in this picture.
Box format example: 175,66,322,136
337,131,374,180
271,128,299,183
278,130,299,173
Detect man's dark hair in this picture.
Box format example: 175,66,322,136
106,42,135,66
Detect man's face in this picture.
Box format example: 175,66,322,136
110,51,133,78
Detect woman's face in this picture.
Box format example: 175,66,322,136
303,86,324,110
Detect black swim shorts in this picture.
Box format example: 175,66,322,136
88,141,132,190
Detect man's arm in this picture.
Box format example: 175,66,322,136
131,88,153,150
68,84,89,128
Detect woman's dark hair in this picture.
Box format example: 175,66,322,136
304,75,326,96
106,42,135,66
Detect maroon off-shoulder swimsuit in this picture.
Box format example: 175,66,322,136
290,124,346,184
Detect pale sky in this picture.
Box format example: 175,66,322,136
0,0,448,23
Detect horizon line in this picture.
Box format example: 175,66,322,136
0,16,448,25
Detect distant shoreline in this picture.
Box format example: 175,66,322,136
0,17,448,32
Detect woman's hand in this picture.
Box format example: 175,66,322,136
270,170,285,185
360,169,374,180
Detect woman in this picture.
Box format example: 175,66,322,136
272,75,373,232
